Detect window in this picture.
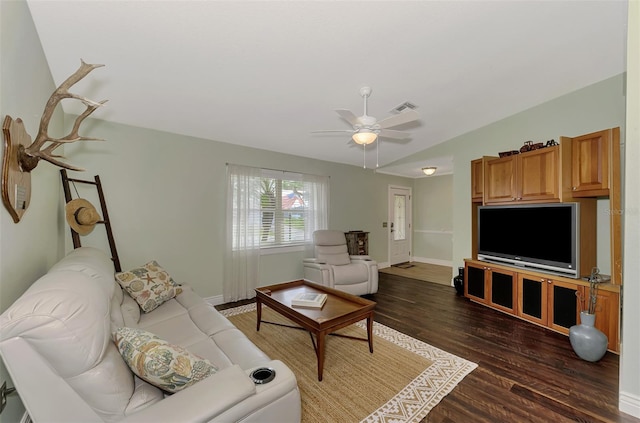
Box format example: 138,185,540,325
227,165,329,250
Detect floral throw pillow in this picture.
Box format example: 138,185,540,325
113,327,217,393
115,261,183,312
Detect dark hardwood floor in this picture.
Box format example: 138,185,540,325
218,273,639,422
370,273,638,423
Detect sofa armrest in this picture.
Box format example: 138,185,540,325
120,365,254,422
0,337,105,423
350,255,373,261
303,258,326,265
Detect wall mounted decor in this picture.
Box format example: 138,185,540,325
1,60,106,223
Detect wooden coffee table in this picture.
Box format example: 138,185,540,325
255,280,376,381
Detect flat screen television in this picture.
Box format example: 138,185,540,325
477,203,579,278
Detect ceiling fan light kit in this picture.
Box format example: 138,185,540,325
352,131,377,145
313,86,420,168
422,167,437,176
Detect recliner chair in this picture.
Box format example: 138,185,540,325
303,230,378,295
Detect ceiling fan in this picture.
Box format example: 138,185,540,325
312,86,419,168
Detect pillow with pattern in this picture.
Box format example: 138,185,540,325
113,327,217,393
116,260,183,312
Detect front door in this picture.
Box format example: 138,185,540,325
389,186,412,265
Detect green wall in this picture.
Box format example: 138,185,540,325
393,74,626,276
63,120,411,299
412,174,453,266
0,1,66,421
1,0,638,419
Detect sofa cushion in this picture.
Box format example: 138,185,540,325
316,244,351,266
114,327,218,393
0,269,136,422
116,261,182,312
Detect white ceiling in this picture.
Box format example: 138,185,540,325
26,0,628,177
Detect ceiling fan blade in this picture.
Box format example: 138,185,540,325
379,129,410,139
311,129,355,134
335,109,359,126
377,110,419,129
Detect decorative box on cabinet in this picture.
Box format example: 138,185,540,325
484,146,560,204
345,231,368,255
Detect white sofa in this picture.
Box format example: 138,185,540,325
0,247,301,422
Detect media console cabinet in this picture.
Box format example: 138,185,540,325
467,128,621,353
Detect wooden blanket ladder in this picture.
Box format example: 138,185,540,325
60,169,121,272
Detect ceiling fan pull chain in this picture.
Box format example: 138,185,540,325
363,143,366,169
376,140,379,168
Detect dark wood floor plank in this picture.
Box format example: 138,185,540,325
369,273,639,423
217,273,639,423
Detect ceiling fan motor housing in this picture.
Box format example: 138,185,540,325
359,86,372,97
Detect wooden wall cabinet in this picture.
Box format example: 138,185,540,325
465,261,488,304
465,261,517,314
577,286,620,352
467,128,622,352
563,128,622,284
568,129,616,197
467,259,620,352
484,146,560,204
547,278,581,335
517,276,618,351
518,276,581,335
471,156,497,202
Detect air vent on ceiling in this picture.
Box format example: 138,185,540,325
390,101,418,114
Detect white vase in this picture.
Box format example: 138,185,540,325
569,311,608,362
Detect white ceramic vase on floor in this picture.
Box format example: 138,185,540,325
569,311,608,362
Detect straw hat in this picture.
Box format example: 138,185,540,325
65,198,101,235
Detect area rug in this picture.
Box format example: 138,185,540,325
220,304,477,422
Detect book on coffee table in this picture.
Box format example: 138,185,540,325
291,292,327,308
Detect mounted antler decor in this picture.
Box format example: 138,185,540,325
1,60,107,223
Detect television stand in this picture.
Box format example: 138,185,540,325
464,259,619,353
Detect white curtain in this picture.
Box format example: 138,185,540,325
224,164,262,302
303,172,329,256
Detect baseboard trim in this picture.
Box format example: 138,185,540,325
20,411,32,423
206,295,224,306
411,256,453,268
620,391,640,418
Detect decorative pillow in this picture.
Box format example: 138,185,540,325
116,261,182,312
113,327,217,393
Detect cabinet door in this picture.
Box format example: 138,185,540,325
465,262,488,304
484,157,515,204
579,286,620,352
517,147,560,202
548,279,579,335
471,159,484,201
488,268,517,314
571,129,610,196
517,275,548,326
